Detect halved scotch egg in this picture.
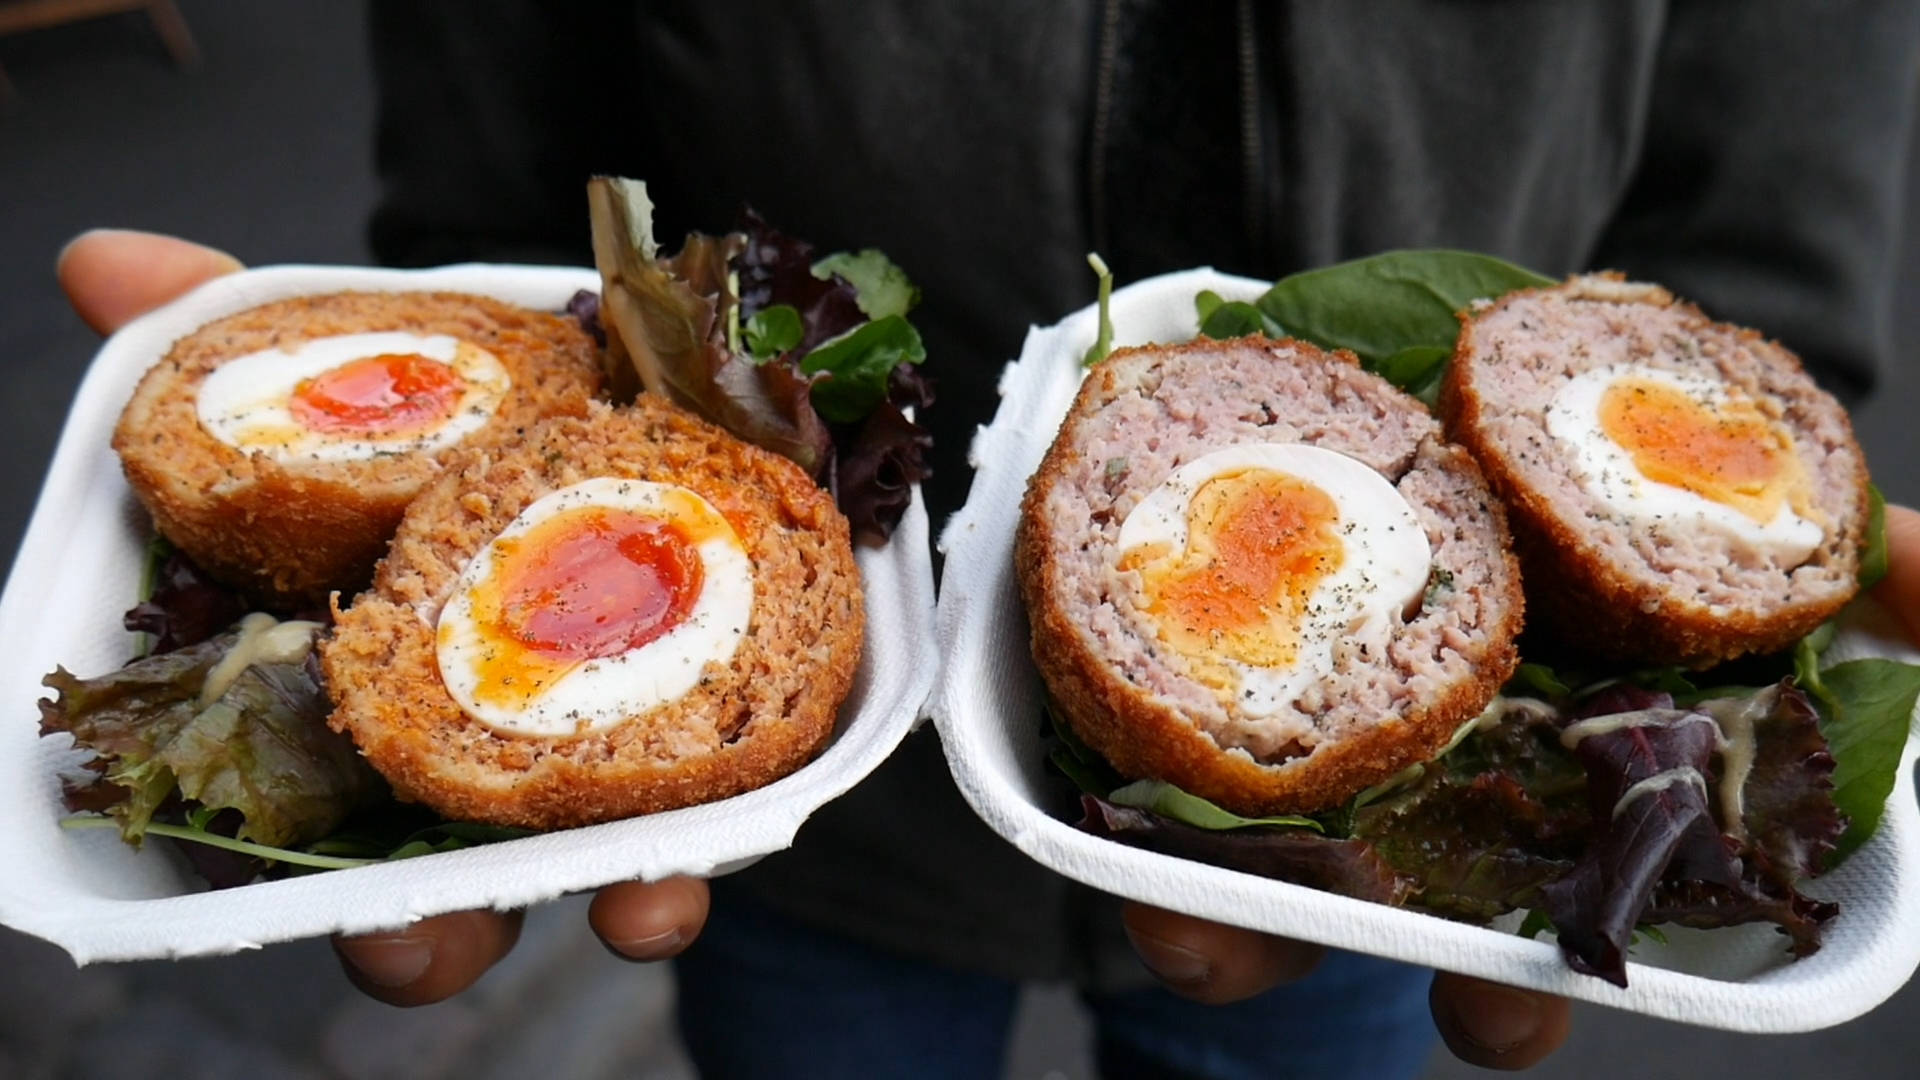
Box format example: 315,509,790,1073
1018,338,1522,815
1442,274,1869,666
113,291,603,606
323,399,863,829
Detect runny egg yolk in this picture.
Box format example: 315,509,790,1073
290,353,466,437
456,492,732,713
1596,375,1800,526
1543,364,1822,564
1124,470,1344,670
196,331,513,465
1114,444,1433,719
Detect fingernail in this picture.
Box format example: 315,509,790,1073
346,937,434,988
1124,926,1211,987
606,927,683,960
1455,985,1543,1053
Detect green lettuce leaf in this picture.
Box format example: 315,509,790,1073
811,250,921,319
801,314,927,423
745,303,804,359
1106,780,1321,832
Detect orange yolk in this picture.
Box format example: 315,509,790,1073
1124,469,1344,669
290,353,464,436
1598,377,1803,524
463,506,706,704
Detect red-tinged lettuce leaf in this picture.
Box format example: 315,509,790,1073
588,177,833,474
124,547,248,655
1540,700,1747,986
566,288,607,348
38,623,377,849
1076,796,1408,904
1352,705,1588,920
833,399,931,542
1702,682,1844,881
737,209,866,354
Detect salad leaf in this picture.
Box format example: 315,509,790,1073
588,177,834,475
39,621,377,849
833,396,933,542
124,543,248,656
1195,291,1285,340
1077,797,1407,904
1539,698,1741,985
1107,780,1322,832
811,250,921,319
801,314,927,423
745,304,804,359
1251,249,1551,392
1815,659,1920,858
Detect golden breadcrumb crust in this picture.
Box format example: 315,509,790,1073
321,398,863,829
1017,338,1522,815
1440,276,1867,667
112,291,603,608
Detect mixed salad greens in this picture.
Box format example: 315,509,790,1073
1063,250,1920,985
587,177,932,543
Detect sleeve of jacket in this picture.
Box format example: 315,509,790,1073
365,0,652,269
1587,0,1920,402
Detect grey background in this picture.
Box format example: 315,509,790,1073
2,4,1917,1077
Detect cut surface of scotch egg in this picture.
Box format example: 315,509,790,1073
435,477,754,737
195,331,511,464
1543,364,1821,564
1114,444,1432,717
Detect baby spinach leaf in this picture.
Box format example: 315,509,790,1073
745,304,803,359
801,314,926,423
1373,344,1453,404
1195,291,1285,340
1252,249,1551,387
1816,658,1920,858
811,250,921,319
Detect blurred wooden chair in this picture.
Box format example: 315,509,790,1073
0,0,199,102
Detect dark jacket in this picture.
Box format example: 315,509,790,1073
367,0,1920,986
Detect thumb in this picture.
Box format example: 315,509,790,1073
57,229,245,335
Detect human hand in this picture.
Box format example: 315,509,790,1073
55,228,715,1006
1120,902,1570,1069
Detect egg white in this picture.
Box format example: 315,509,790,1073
1115,443,1432,717
195,331,511,464
435,477,754,738
1543,364,1821,565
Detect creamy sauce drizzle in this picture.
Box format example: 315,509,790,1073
1611,766,1710,820
198,612,322,707
1558,708,1719,750
1698,687,1774,842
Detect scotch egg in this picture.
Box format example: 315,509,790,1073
436,477,755,738
322,400,863,830
1019,337,1522,815
1442,273,1869,666
195,331,512,464
1544,364,1821,565
1115,444,1432,717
